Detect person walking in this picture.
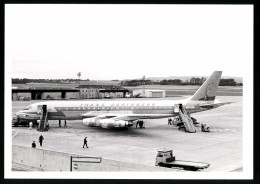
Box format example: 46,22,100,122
64,120,67,127
83,137,89,148
59,120,61,127
39,135,44,146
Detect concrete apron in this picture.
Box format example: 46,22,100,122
12,145,174,171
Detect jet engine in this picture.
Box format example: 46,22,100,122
83,118,131,129
83,118,102,127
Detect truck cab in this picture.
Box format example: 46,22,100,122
155,149,175,166
155,149,210,171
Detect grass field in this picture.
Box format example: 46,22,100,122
126,85,243,96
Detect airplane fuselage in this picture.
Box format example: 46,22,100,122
15,98,213,121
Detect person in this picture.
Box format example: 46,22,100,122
32,141,36,148
168,118,172,125
179,104,183,113
39,135,44,146
59,120,61,127
64,120,67,127
142,120,145,128
29,122,33,130
83,137,88,148
46,122,49,131
136,120,139,128
201,124,205,132
139,120,143,128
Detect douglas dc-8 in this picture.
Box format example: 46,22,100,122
14,71,231,129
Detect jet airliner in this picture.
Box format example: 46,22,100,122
14,71,230,129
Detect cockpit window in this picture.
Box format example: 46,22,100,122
23,105,32,110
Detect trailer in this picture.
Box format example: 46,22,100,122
155,149,210,171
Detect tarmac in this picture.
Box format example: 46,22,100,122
11,95,243,172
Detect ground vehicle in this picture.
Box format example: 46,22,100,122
12,116,29,127
12,116,38,127
201,124,210,132
155,149,210,171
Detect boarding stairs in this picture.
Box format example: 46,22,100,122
37,105,49,132
178,105,196,133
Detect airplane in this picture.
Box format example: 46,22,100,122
13,71,231,129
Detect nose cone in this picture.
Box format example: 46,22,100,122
15,111,26,119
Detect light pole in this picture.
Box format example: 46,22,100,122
77,72,81,85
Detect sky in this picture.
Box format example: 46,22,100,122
6,5,253,80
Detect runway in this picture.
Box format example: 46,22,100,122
11,95,243,172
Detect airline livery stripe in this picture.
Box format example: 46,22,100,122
55,106,175,111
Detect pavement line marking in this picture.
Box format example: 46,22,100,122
12,131,19,138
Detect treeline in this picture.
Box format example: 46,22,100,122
12,78,90,84
122,78,242,86
13,78,242,86
122,80,153,86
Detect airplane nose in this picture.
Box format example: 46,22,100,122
15,111,25,118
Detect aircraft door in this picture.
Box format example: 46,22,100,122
37,105,42,114
37,105,47,114
174,104,179,113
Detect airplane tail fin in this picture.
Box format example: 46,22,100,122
190,71,222,101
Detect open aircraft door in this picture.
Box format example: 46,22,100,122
37,105,43,114
174,104,180,113
37,104,47,114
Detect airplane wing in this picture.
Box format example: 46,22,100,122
82,112,172,121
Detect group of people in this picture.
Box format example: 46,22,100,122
32,135,90,149
59,120,67,127
136,120,145,128
31,135,44,148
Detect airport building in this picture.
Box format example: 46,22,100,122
12,82,131,100
12,88,80,100
76,85,130,99
133,89,166,98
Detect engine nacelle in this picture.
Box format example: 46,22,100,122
83,118,129,129
83,118,102,127
99,119,129,129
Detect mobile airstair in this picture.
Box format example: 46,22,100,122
37,105,49,131
178,104,196,133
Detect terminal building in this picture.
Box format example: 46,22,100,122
133,89,166,98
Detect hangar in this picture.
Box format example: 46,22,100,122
133,89,166,98
12,88,80,100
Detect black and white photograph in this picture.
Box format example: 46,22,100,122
5,4,253,179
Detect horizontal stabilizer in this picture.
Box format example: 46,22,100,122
199,102,233,109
